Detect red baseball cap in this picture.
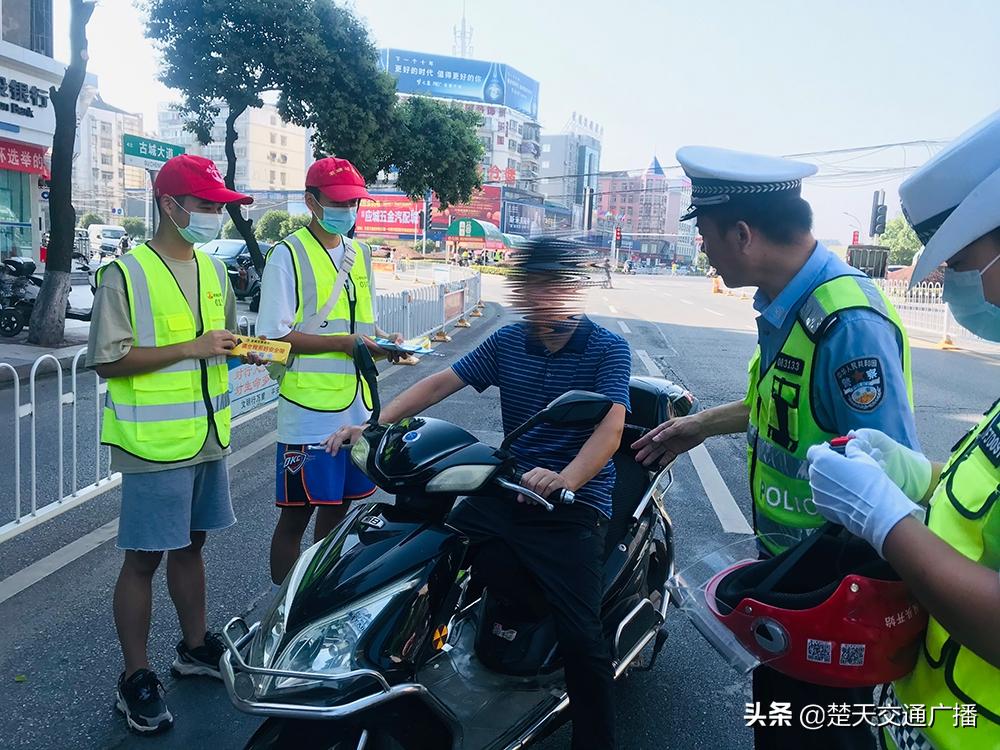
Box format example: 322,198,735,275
306,157,372,202
154,154,253,205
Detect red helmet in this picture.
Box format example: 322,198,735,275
707,527,927,688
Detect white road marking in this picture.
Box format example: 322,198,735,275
703,308,725,317
688,445,754,535
618,321,631,334
635,349,661,377
0,362,408,605
634,348,753,536
608,305,619,314
679,298,694,306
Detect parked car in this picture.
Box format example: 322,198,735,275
198,239,269,311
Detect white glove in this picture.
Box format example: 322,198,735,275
847,428,933,502
806,441,921,557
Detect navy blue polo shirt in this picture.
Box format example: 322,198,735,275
452,316,632,517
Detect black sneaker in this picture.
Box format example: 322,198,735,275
171,631,226,679
115,669,173,735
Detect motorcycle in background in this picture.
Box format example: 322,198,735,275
0,253,96,337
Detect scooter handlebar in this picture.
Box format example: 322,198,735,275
498,473,575,511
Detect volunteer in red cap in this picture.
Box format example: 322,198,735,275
86,154,259,735
255,156,403,586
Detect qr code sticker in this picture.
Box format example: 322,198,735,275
806,639,832,664
839,643,866,667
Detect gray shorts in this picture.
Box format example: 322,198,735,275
117,459,236,552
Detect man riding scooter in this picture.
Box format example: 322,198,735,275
323,238,632,750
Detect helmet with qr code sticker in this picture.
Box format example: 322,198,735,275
707,524,927,688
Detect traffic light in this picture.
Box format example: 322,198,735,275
873,205,887,235
614,226,622,248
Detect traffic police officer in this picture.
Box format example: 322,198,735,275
256,157,402,586
633,146,919,748
808,110,1000,750
87,154,255,734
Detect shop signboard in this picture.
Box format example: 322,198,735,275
355,192,424,237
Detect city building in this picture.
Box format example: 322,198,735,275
378,48,543,195
157,101,308,195
72,95,146,220
537,113,602,225
0,0,97,260
597,157,696,265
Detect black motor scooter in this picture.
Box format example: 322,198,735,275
221,345,696,749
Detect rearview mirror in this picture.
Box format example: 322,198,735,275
540,390,614,427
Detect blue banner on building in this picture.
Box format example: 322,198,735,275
502,201,545,235
381,49,539,119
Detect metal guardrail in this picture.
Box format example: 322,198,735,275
876,279,998,351
0,272,483,543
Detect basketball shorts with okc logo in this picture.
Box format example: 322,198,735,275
275,443,377,507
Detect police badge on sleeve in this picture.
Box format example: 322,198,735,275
835,357,884,412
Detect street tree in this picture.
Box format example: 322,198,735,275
121,217,146,238
881,215,923,266
278,214,311,239
28,0,96,346
222,219,240,239
144,0,327,272
78,212,105,229
388,97,483,209
254,210,290,242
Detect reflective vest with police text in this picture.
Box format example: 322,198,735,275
746,275,914,554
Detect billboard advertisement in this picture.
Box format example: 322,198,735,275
502,201,545,236
381,49,539,119
355,192,424,237
430,185,502,230
544,202,573,231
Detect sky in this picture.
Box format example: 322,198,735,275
54,0,1000,242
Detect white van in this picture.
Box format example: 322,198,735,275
88,224,128,255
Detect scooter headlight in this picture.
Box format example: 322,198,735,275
260,576,419,696
350,434,371,471
425,464,495,493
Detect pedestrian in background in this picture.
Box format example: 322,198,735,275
633,146,919,749
254,157,403,588
87,155,257,735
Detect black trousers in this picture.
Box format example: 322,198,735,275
448,496,615,750
752,666,876,749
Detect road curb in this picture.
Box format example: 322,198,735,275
0,343,87,382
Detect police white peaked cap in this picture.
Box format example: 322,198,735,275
901,108,1000,284
676,146,817,221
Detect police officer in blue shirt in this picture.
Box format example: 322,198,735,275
634,146,919,749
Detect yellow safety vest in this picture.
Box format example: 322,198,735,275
277,227,376,412
746,275,914,554
888,399,1000,750
99,244,231,462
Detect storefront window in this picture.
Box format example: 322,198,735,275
0,170,31,260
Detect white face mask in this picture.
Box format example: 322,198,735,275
942,253,1000,342
169,198,224,244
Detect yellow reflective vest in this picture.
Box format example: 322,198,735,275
746,275,914,554
277,227,376,412
99,244,231,462
888,399,1000,750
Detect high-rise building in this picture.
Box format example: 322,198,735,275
0,0,97,260
73,95,146,219
378,49,542,195
597,157,696,265
537,113,602,225
157,101,308,194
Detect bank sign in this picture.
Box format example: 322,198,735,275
380,49,539,120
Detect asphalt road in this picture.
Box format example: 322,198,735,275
1,273,998,750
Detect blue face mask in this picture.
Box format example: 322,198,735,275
314,204,357,235
942,253,1000,342
169,199,224,244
